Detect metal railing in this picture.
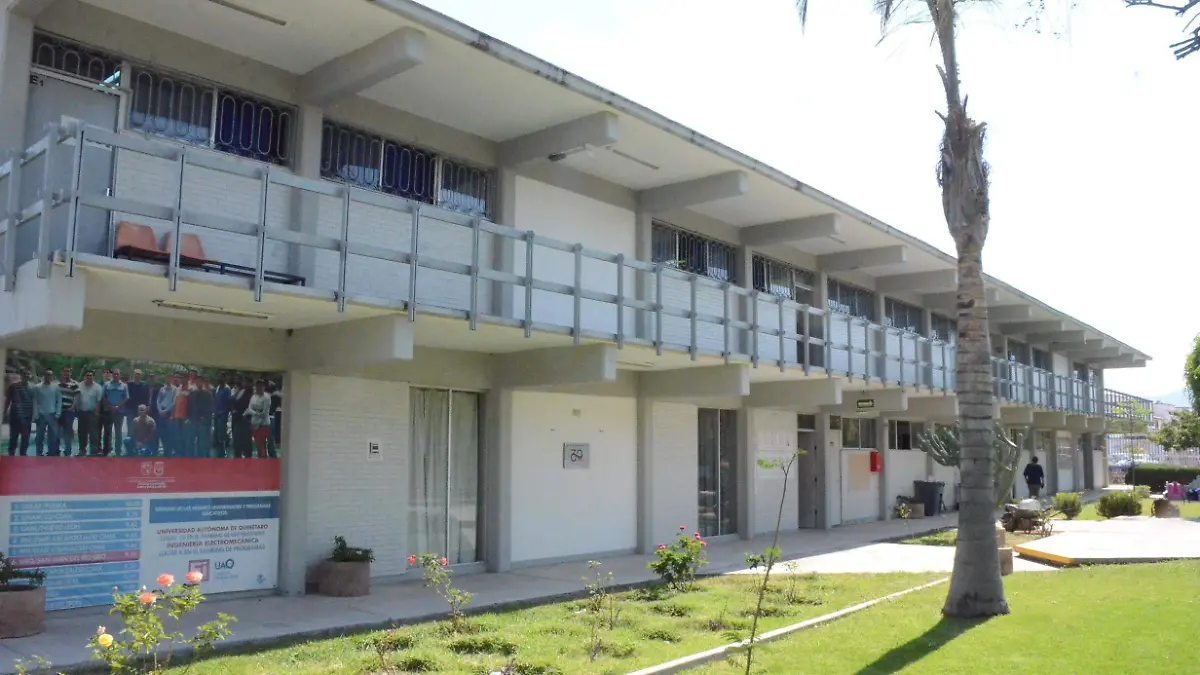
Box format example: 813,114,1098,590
0,123,1097,410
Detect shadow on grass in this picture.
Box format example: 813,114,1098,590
853,615,991,675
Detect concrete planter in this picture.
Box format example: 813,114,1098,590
0,585,46,638
316,561,371,597
995,526,1006,548
998,547,1014,577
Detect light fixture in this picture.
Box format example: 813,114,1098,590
205,0,288,26
547,144,660,171
153,299,272,320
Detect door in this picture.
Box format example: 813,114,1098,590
796,427,818,528
1082,435,1095,490
408,389,481,565
21,73,119,265
697,408,737,538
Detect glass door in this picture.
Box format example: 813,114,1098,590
408,389,480,565
698,408,737,538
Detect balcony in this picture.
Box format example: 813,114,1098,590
0,124,1094,412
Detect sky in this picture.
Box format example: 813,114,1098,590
417,0,1198,400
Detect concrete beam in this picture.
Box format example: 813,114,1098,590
1088,354,1146,369
998,320,1065,336
0,260,85,341
817,246,907,272
641,364,749,400
287,316,414,370
982,305,1032,323
499,112,619,166
298,28,426,105
1085,417,1106,433
492,344,616,389
1026,330,1086,345
1033,411,1066,429
637,171,749,213
822,389,907,415
1000,407,1034,425
904,395,957,421
1069,346,1121,360
1066,414,1089,433
1053,339,1103,352
745,378,842,411
924,288,1001,308
875,269,956,294
8,0,57,17
738,214,841,247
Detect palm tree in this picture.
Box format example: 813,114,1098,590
797,0,1007,617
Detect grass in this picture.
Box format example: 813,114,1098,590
1060,498,1200,521
166,573,943,675
693,560,1200,675
898,528,1047,548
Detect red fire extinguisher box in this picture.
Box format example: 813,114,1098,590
869,451,882,473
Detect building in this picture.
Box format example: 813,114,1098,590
0,0,1150,611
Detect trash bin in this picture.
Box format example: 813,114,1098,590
913,480,946,517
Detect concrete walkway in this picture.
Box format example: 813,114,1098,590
733,542,1058,575
0,513,961,674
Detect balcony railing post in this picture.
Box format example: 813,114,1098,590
654,264,663,356
802,307,811,376
4,148,20,292
167,148,186,293
941,341,948,391
253,166,270,302
64,127,85,278
750,290,760,367
898,332,905,388
862,320,871,382
407,206,422,321
689,272,698,360
615,253,625,348
777,295,785,372
722,282,730,365
36,129,55,280
523,230,534,338
337,187,351,313
469,217,481,331
824,311,832,378
573,243,583,345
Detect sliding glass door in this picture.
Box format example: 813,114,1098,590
408,388,480,565
698,408,738,538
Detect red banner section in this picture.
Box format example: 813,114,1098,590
0,458,281,496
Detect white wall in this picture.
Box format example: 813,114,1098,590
510,176,635,336
751,409,798,535
648,401,698,547
509,392,637,563
1056,430,1075,492
840,449,879,523
885,450,927,506
930,461,959,509
304,375,410,578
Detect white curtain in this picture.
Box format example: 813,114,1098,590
448,392,479,565
408,389,449,558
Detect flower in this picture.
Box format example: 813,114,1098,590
657,543,667,550
407,555,416,566
96,625,106,636
186,570,204,584
97,633,114,648
679,525,686,530
157,573,175,587
693,532,701,539
701,541,707,548
440,557,448,567
138,591,156,605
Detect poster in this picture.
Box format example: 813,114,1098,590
1,351,283,610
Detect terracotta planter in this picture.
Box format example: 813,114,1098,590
0,585,46,638
317,561,371,597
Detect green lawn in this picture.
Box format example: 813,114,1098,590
168,573,942,675
692,560,1200,675
899,528,1045,548
1061,499,1200,521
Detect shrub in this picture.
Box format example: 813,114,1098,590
408,553,473,633
648,526,708,592
1053,492,1084,519
1124,464,1200,492
330,535,374,563
0,551,45,589
1096,491,1143,519
1132,485,1152,501
448,635,516,655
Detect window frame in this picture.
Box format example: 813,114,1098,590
931,313,957,343
888,419,926,450
841,417,877,449
827,279,876,321
751,254,815,304
650,221,738,283
884,298,922,333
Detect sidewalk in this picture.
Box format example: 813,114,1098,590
0,512,959,674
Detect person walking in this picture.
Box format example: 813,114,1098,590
1023,456,1045,499
6,369,34,456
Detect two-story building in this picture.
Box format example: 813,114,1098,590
0,0,1149,611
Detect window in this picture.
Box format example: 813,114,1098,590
1008,340,1030,365
888,420,926,450
651,222,737,282
841,418,877,449
1073,362,1091,381
931,313,957,343
408,388,481,565
31,32,121,85
128,67,293,166
798,414,817,431
827,280,875,321
698,408,738,538
1032,348,1052,371
751,255,815,304
885,298,922,333
321,120,492,218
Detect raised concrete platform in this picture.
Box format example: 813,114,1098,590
1014,517,1200,566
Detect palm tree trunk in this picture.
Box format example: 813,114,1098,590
928,0,1009,618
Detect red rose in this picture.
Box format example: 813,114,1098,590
440,557,448,567
407,555,416,566
658,544,667,550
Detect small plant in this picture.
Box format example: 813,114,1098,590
580,560,620,660
0,551,46,589
89,570,235,674
1132,485,1152,501
648,526,709,592
1035,513,1056,539
330,535,374,563
408,553,473,633
13,656,54,675
643,627,682,643
358,628,416,673
893,498,912,521
1097,491,1144,518
1053,492,1084,519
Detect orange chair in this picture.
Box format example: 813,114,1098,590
113,221,168,262
160,232,209,268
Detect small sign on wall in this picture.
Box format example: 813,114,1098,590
563,443,590,469
367,439,382,461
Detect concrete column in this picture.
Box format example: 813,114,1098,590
634,210,652,341
736,244,754,358
877,416,892,520
482,387,513,572
288,104,323,282
818,413,838,530
278,370,313,596
874,294,887,384
0,9,34,154
635,396,654,553
736,406,755,539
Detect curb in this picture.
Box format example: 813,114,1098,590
623,578,950,675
